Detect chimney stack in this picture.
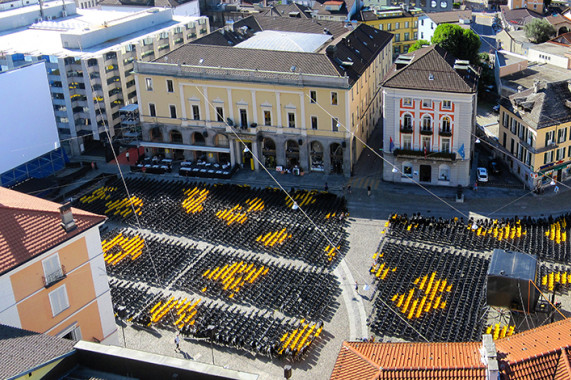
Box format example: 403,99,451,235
59,202,77,233
533,80,540,94
480,334,499,380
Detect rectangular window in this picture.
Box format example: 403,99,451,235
240,109,248,127
166,79,174,93
49,285,70,317
404,32,410,41
556,147,566,161
558,127,567,143
545,130,555,146
332,117,339,132
442,100,452,110
288,112,295,128
216,107,224,122
422,99,432,108
422,136,431,150
311,116,318,130
402,135,412,150
544,151,553,164
405,21,409,28
310,91,317,103
169,105,177,119
264,110,271,126
387,23,391,31
149,103,156,117
394,34,400,42
403,98,412,107
331,92,338,105
192,105,200,120
145,78,153,91
395,22,400,29
42,254,63,286
441,138,450,153
378,24,383,31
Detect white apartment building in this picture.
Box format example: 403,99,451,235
382,45,479,187
0,2,209,155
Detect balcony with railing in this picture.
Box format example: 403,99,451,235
393,148,456,161
420,126,433,135
399,123,413,133
43,265,66,287
439,128,452,137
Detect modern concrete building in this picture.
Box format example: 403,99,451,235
498,80,571,189
134,15,393,176
0,187,118,345
382,45,480,187
0,3,209,156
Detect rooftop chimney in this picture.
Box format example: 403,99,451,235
533,80,540,94
480,334,499,380
59,202,77,233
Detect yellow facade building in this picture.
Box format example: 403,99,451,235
498,80,571,189
134,14,393,176
359,7,422,57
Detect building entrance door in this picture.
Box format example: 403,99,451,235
420,165,432,182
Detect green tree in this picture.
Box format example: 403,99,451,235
524,18,555,43
431,24,481,64
408,40,430,53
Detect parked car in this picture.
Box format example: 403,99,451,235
477,167,489,182
488,160,501,175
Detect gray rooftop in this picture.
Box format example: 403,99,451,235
506,79,571,129
501,62,571,94
0,324,75,379
234,30,332,52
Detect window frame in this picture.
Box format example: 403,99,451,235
264,110,272,126
310,91,317,104
216,107,224,122
311,116,318,130
149,103,156,117
145,78,153,91
288,112,296,128
166,79,174,93
49,285,70,317
192,104,200,120
331,92,338,106
169,104,177,119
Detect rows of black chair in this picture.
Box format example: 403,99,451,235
386,213,571,264
108,279,159,321
102,228,200,287
538,263,571,293
369,239,489,342
173,247,338,320
135,294,321,360
76,177,348,266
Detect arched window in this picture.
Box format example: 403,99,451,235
403,114,412,129
441,117,451,133
422,115,432,131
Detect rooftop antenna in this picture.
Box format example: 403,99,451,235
39,0,44,20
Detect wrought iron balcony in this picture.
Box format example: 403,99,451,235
399,124,413,133
393,148,456,161
43,265,66,288
420,128,433,136
439,129,452,137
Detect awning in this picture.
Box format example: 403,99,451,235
138,141,230,153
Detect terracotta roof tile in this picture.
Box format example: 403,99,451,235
330,341,485,380
0,187,106,275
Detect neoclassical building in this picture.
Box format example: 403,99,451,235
134,14,393,176
382,45,479,187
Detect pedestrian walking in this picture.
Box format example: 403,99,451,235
367,185,371,197
555,185,560,193
324,182,329,192
355,281,359,294
174,331,181,352
348,185,352,194
126,151,130,162
474,181,478,192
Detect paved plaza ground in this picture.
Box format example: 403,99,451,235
60,122,571,380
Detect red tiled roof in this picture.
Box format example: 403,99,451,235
495,318,571,380
330,341,485,380
331,319,571,380
0,187,106,275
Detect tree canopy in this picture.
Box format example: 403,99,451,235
431,24,481,64
524,18,555,43
408,40,430,53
